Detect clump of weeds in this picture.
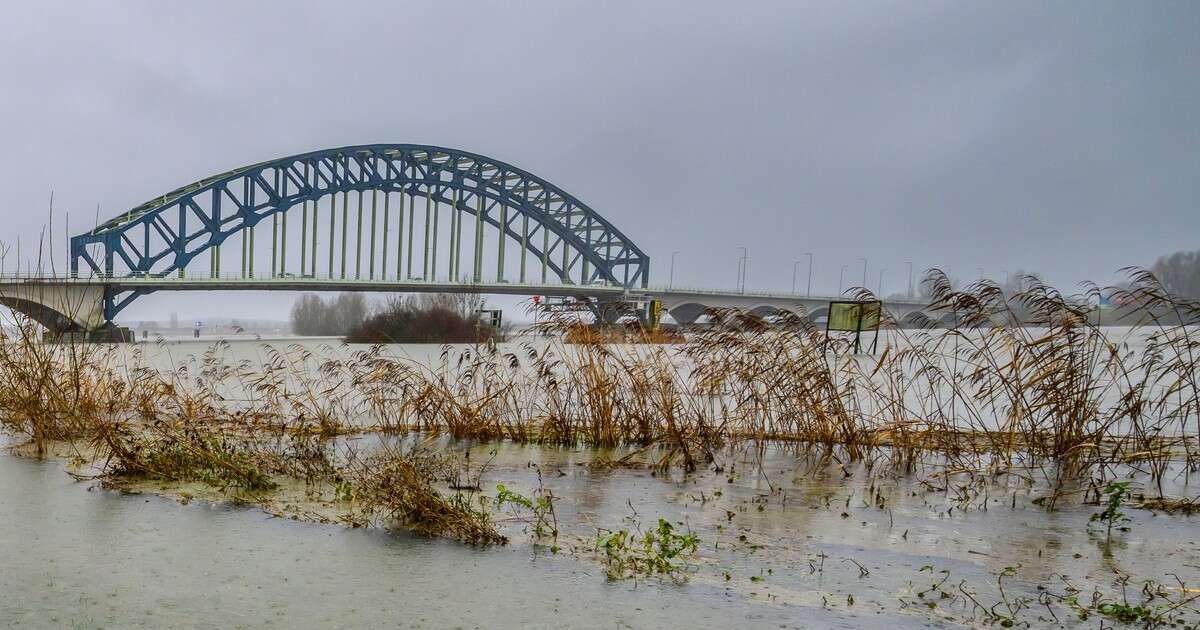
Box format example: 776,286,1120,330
98,421,277,493
907,564,1200,628
345,445,505,545
595,517,699,582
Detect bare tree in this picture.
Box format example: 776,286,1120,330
1151,250,1200,299
290,293,369,335
1001,269,1043,295
331,293,368,335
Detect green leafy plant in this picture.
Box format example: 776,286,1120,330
1096,601,1155,624
916,565,953,604
595,518,699,581
495,483,558,540
332,476,354,502
1089,481,1132,543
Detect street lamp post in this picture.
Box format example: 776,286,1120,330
858,257,868,289
838,264,848,295
805,252,813,297
878,267,887,296
736,247,747,293
792,260,802,294
669,251,679,289
906,261,914,298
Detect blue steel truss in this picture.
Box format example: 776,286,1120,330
70,144,650,321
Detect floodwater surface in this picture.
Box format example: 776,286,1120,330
4,439,1199,628
0,452,854,629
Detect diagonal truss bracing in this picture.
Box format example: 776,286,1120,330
70,145,650,294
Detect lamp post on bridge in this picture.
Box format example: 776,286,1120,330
838,264,848,296
669,251,679,289
906,261,914,299
878,267,887,297
859,257,868,290
736,247,747,293
806,252,816,296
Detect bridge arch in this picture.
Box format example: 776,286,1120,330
748,305,786,318
666,302,708,326
71,145,650,318
899,310,933,328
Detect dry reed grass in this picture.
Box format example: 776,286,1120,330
344,444,505,544
0,268,1197,499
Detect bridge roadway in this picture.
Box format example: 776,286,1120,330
0,274,934,338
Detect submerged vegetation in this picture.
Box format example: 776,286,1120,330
904,564,1200,627
344,445,505,544
596,518,700,581
1090,480,1133,543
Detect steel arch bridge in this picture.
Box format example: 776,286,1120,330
69,144,650,322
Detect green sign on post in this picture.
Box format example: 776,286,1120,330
825,300,882,353
827,301,881,332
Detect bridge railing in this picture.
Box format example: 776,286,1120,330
645,284,929,306
0,272,635,296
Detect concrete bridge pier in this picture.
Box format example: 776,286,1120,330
0,281,132,342
45,324,134,343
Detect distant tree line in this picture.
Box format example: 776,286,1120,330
290,293,368,336
1151,250,1200,299
345,293,494,344
290,292,496,343
910,269,1043,300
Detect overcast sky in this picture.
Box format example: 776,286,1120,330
0,1,1196,320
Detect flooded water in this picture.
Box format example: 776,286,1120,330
0,452,847,629
4,438,1199,628
4,335,1200,628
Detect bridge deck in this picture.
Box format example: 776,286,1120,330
0,276,632,299
0,275,929,305
0,274,934,305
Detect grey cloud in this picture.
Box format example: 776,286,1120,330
0,0,1195,319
